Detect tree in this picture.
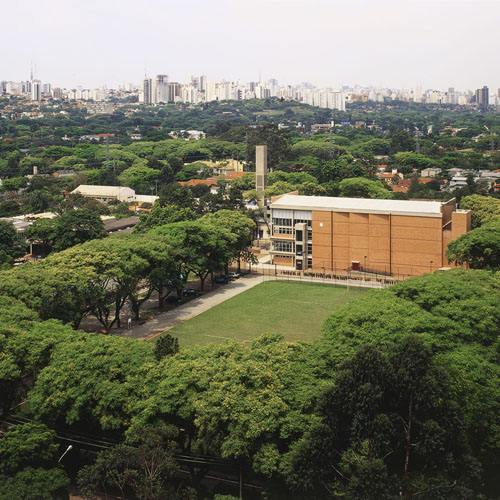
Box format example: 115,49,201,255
446,219,500,269
393,152,436,173
154,334,179,361
158,183,194,209
0,220,26,259
247,124,292,171
124,234,179,318
25,218,57,253
51,209,106,252
28,334,154,430
78,426,179,500
153,221,234,291
288,337,478,500
201,210,256,272
0,422,70,500
118,165,161,194
135,203,197,232
460,194,500,228
390,130,415,153
338,177,393,199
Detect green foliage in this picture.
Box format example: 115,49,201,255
1,467,70,500
51,209,106,251
446,219,500,269
0,423,70,500
322,269,500,495
0,220,26,258
288,337,479,499
136,203,197,232
78,425,179,500
460,194,500,228
118,165,161,194
130,334,323,477
154,334,180,360
338,177,393,199
29,334,154,430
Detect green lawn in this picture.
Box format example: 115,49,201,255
167,281,367,346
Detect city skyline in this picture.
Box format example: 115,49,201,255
2,0,500,90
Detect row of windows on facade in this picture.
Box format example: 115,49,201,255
272,218,312,227
274,226,313,240
274,241,313,254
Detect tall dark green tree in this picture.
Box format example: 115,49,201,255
288,337,479,500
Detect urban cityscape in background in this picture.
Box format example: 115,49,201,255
1,70,497,111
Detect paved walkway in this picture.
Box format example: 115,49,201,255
120,275,264,341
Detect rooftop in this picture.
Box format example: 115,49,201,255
271,194,448,217
72,185,134,197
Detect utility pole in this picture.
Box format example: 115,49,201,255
245,131,248,171
105,136,109,169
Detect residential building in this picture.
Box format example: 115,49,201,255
476,86,489,108
31,79,42,101
270,194,470,276
421,167,442,178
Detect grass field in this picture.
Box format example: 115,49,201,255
168,281,367,346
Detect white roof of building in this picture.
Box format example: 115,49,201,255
135,195,159,203
72,185,135,198
271,194,446,218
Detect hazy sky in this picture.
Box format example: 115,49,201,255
1,0,499,91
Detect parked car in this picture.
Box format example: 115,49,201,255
183,288,201,297
227,272,240,280
165,295,181,304
214,275,230,284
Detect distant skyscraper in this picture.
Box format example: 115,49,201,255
168,82,181,102
142,78,152,105
414,85,423,103
199,75,207,92
156,75,169,103
31,79,41,101
475,86,489,108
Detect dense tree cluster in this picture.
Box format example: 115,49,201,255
1,265,500,498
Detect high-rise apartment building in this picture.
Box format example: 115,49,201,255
475,86,489,108
143,78,153,105
168,82,181,102
31,79,42,101
156,75,169,103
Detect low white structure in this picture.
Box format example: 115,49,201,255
71,185,159,205
72,185,136,202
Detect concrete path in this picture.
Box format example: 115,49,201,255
120,275,264,341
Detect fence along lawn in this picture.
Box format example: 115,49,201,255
167,280,367,346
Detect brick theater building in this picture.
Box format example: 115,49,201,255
269,194,471,276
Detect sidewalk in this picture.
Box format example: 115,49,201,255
120,274,264,341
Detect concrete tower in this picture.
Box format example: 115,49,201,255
255,145,268,193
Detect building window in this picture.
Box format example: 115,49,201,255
307,230,312,241
273,218,292,227
296,244,303,256
276,227,293,235
275,241,293,253
296,230,303,241
307,258,313,269
307,243,312,253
